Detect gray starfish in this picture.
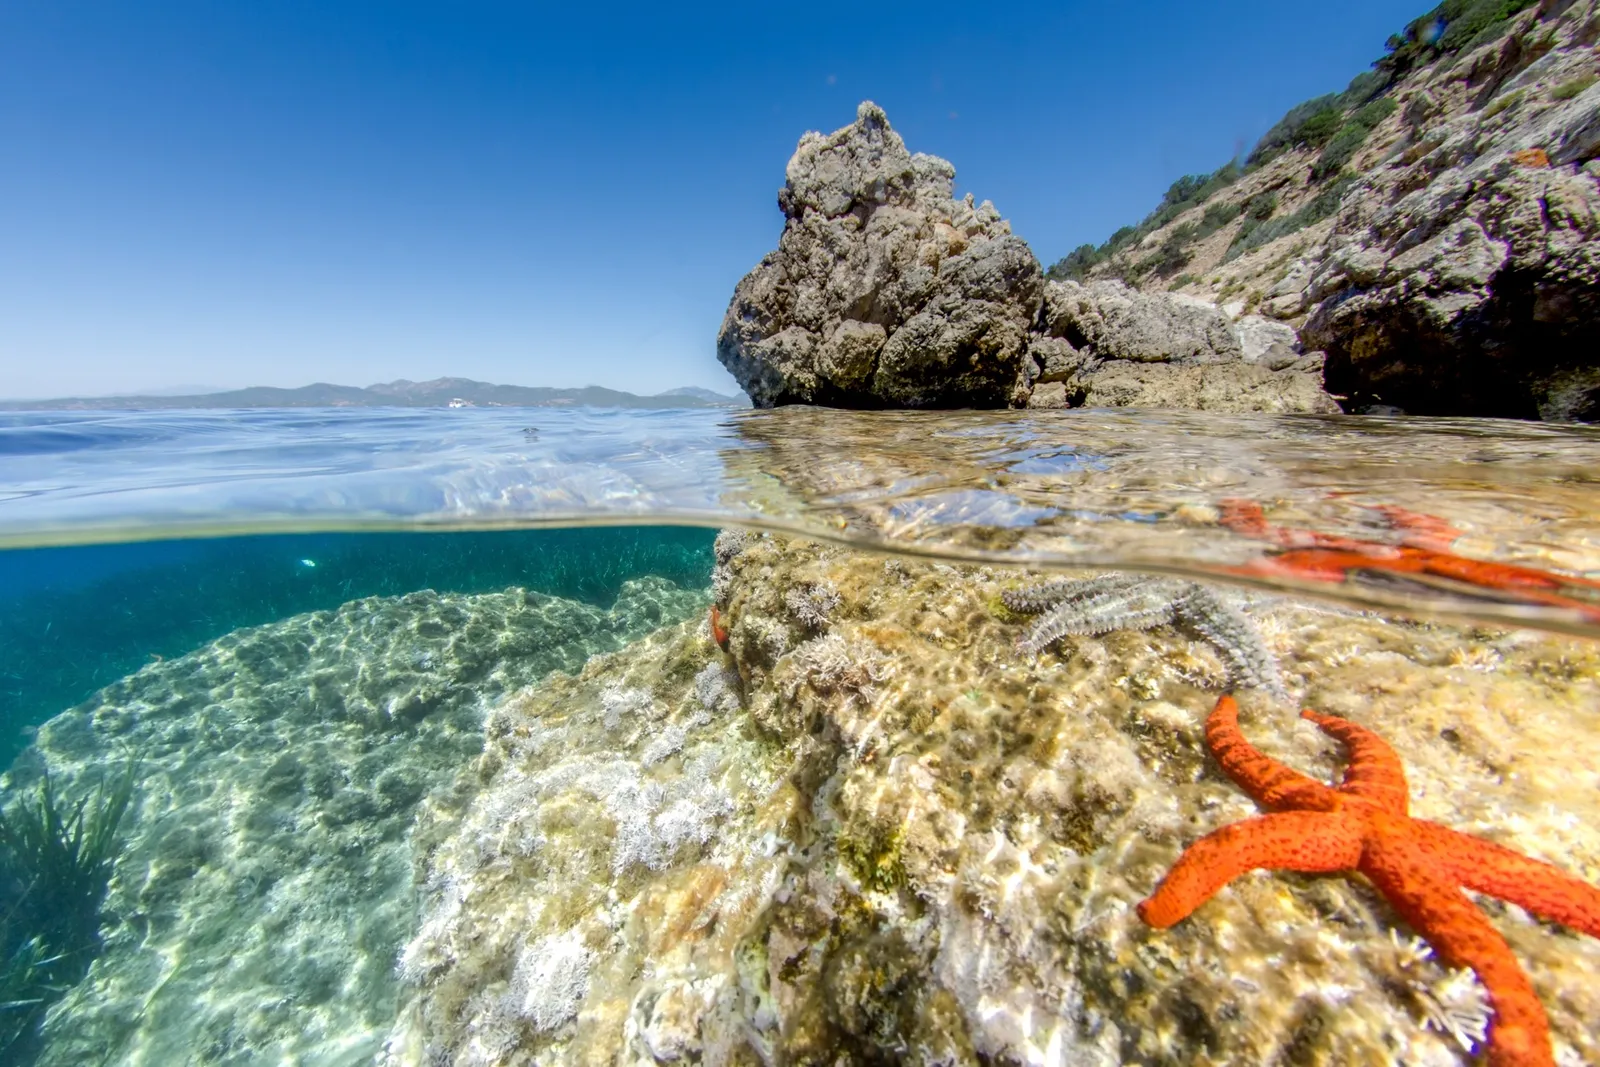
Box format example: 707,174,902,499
1002,573,1287,699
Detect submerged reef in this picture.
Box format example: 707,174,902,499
11,531,1599,1065
392,534,1600,1065
7,577,707,1066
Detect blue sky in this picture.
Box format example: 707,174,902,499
0,1,1427,399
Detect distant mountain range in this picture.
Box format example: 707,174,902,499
0,377,751,411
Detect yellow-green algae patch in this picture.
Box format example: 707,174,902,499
394,533,1599,1065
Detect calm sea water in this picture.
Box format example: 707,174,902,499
1,406,1598,1065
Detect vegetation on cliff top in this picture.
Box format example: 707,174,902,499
1045,0,1541,284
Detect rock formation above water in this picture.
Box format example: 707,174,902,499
717,103,1338,413
1302,40,1600,420
717,102,1045,409
1026,280,1340,414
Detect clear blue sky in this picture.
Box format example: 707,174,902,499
0,1,1427,399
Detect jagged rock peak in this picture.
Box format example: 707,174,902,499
718,102,1044,410
778,101,957,221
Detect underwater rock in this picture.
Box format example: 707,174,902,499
395,535,1600,1065
11,577,708,1066
383,611,790,1066
717,101,1045,409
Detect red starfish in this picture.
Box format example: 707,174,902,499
1139,695,1600,1067
1217,499,1600,627
709,605,730,650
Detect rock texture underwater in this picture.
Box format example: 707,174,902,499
2,530,1599,1065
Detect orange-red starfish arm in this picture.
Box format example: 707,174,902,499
1361,830,1552,1067
1206,696,1338,811
1137,811,1365,928
1300,709,1410,814
1142,693,1600,1067
1365,503,1465,552
1407,819,1600,939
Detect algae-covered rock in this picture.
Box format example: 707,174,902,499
11,577,707,1067
394,534,1600,1065
382,615,793,1066
26,529,1599,1066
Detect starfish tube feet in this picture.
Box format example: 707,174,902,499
1361,836,1549,1067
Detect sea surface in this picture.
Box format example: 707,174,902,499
1,406,1598,1065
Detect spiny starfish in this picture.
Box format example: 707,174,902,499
1002,573,1287,699
1139,695,1600,1067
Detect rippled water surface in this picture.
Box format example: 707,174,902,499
5,406,1600,632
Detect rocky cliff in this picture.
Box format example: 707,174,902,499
1061,0,1600,421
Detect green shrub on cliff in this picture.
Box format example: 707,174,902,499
1050,0,1541,283
1341,69,1394,108
1044,162,1243,281
1224,175,1356,261
1483,88,1526,118
1245,191,1278,221
1352,95,1399,130
1248,95,1344,166
1379,0,1540,77
1296,108,1345,150
1197,200,1243,238
1044,243,1101,282
1309,96,1398,181
1143,235,1194,279
1552,73,1597,101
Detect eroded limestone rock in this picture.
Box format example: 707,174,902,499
717,102,1044,409
720,104,1344,415
1027,281,1339,413
1294,21,1600,419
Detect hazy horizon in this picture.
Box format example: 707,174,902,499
2,1,1425,399
0,376,744,402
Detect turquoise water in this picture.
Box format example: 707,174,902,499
2,406,1599,1065
0,528,714,767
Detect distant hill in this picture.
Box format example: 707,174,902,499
0,377,751,411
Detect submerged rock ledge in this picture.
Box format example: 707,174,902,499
385,534,1600,1065
12,578,708,1066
